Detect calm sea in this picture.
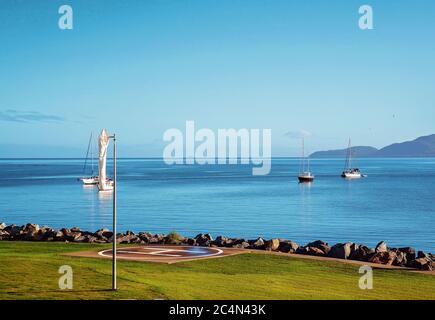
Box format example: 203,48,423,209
0,158,434,251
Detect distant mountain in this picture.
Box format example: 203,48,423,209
310,134,435,158
310,146,378,158
376,134,435,157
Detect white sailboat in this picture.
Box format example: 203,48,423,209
298,138,314,183
98,129,114,192
79,133,99,185
341,138,363,179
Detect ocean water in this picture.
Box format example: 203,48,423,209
0,158,434,252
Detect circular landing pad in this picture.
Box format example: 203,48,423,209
97,245,229,263
67,245,246,264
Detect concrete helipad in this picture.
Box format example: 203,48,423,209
67,245,246,264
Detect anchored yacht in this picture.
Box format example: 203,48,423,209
298,138,314,183
78,133,99,185
341,138,364,179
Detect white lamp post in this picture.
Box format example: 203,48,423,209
110,134,117,291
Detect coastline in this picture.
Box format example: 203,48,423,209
2,157,434,252
1,222,433,272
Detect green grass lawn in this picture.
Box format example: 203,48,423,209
0,242,434,300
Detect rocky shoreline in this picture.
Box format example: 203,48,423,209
0,222,433,271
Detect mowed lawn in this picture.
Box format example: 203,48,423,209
0,242,434,300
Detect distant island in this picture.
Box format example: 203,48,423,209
310,134,435,158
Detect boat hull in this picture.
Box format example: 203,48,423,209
298,176,314,183
341,172,362,179
98,179,114,192
79,176,99,185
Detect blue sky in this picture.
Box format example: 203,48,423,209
1,0,434,157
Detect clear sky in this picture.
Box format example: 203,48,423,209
1,0,434,157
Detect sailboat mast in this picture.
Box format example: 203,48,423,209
83,133,93,175
302,138,305,173
348,138,352,169
91,133,94,175
343,138,351,171
307,152,310,172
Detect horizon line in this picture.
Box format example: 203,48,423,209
1,156,435,160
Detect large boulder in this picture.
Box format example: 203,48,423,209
163,237,182,245
60,228,71,236
231,238,247,246
95,227,109,236
328,242,353,259
390,249,407,267
23,223,40,233
417,251,430,259
164,232,185,245
5,224,23,238
39,226,54,239
231,240,250,249
369,251,397,265
0,230,10,240
84,235,98,243
410,257,434,271
153,234,165,243
138,232,152,243
53,230,65,240
306,240,330,255
56,227,82,242
67,232,83,242
194,233,213,246
27,225,54,241
24,231,38,241
398,247,416,262
73,235,87,242
349,244,374,261
0,222,6,230
297,246,325,256
147,234,161,244
186,238,196,246
95,228,113,241
375,241,388,253
4,224,15,233
213,236,231,247
278,240,299,253
116,232,140,244
265,239,280,251
249,237,265,250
